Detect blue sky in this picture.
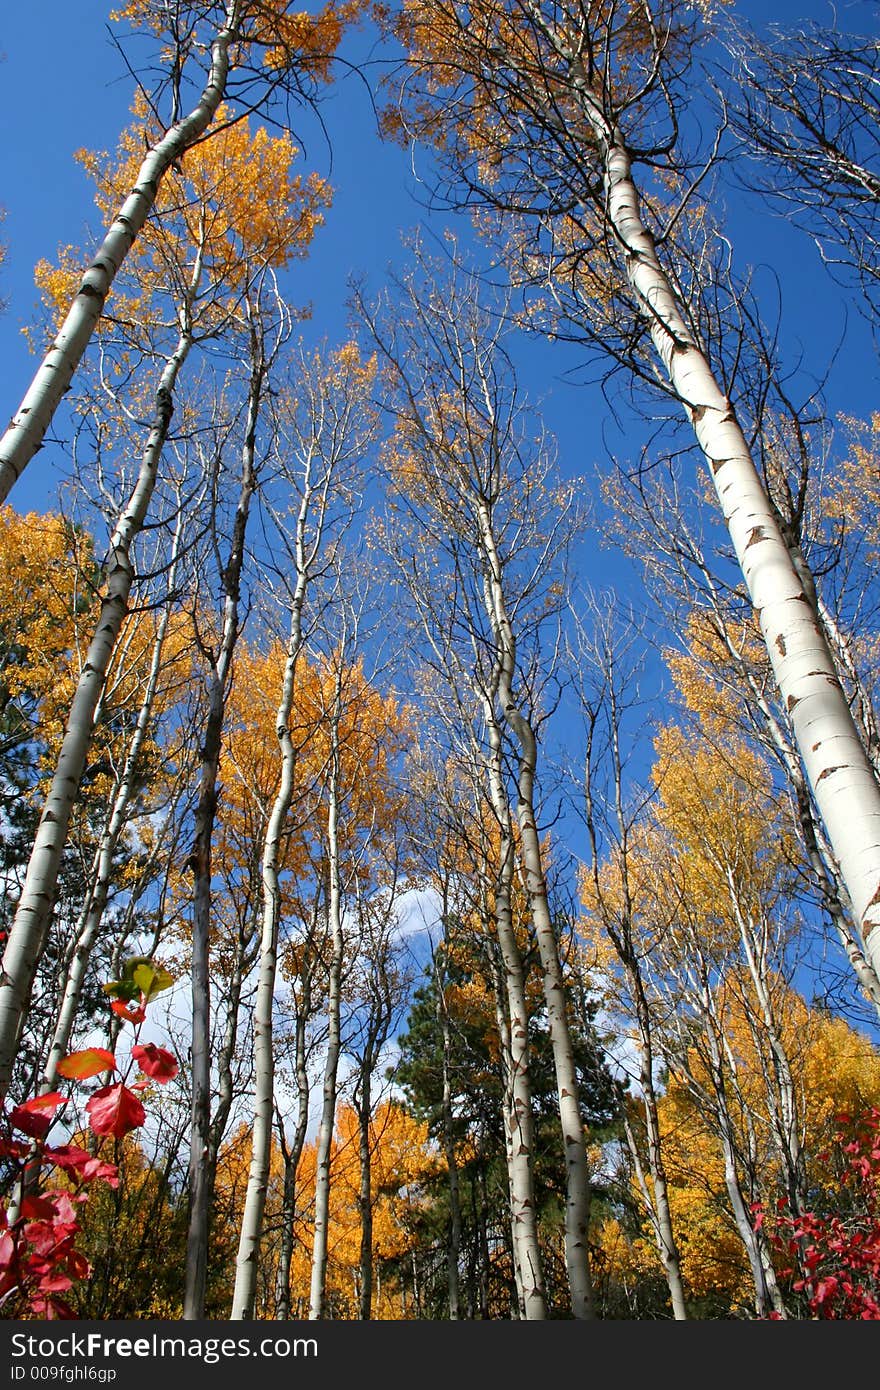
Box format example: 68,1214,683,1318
1,0,877,530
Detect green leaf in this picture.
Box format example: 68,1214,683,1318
104,957,175,1003
131,962,174,1000
103,978,140,1003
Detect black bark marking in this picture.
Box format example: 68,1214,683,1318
746,525,768,549
817,765,844,782
863,882,880,937
787,693,800,712
775,634,787,658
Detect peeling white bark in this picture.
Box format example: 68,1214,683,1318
574,85,880,985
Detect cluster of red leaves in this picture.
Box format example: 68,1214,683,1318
0,976,178,1319
753,1108,880,1320
0,1096,119,1318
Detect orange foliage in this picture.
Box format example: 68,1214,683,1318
35,99,331,348
284,1101,440,1318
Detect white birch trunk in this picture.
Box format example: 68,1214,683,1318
729,886,807,1217
623,973,688,1319
703,1024,787,1320
565,68,880,984
184,326,263,1320
356,1062,374,1320
273,997,313,1319
0,325,193,1102
622,1108,688,1319
41,512,185,1094
476,501,594,1319
583,645,689,1319
434,949,463,1320
231,544,310,1319
0,1,240,504
232,374,351,1317
666,958,787,1319
706,607,880,1015
308,697,345,1321
483,716,547,1319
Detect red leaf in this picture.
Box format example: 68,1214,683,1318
85,1083,145,1138
131,1043,178,1083
78,1157,119,1188
20,1196,57,1221
64,1250,91,1280
37,1273,73,1294
56,1048,116,1081
44,1143,91,1172
9,1092,65,1137
46,1145,118,1187
0,1231,15,1272
45,1192,78,1225
0,1137,29,1159
110,1000,146,1025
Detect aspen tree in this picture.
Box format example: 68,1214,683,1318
231,344,375,1320
363,254,595,1316
389,0,880,992
0,0,349,503
347,862,414,1319
601,417,880,1021
306,591,405,1319
571,599,688,1319
614,724,807,1316
0,115,327,1104
41,504,191,1096
183,283,291,1319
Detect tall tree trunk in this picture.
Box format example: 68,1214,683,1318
232,532,310,1319
704,605,880,1017
481,722,547,1319
356,1059,374,1320
434,951,462,1320
205,917,255,1230
183,317,264,1319
41,509,186,1094
688,973,787,1319
308,698,345,1321
558,50,880,983
274,999,313,1320
624,967,688,1320
0,323,194,1103
477,501,593,1319
0,0,240,503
